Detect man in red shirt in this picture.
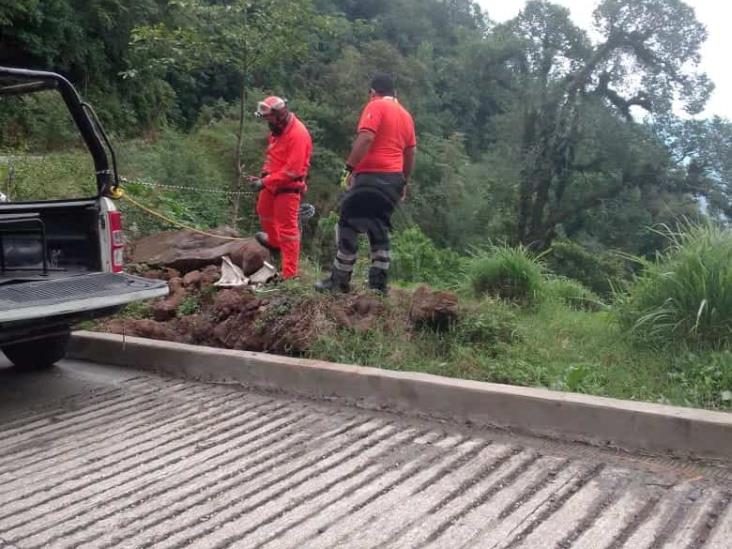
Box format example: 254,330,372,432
252,96,312,279
316,73,417,294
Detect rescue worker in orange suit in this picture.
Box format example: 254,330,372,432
251,96,312,279
316,72,416,294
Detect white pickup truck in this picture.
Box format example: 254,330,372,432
0,67,168,368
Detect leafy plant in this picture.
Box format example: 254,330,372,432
455,303,520,346
390,227,465,287
666,351,732,409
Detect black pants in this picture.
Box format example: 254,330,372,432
332,172,405,277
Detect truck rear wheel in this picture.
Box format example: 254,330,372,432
2,332,71,369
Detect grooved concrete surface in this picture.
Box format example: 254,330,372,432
0,360,730,549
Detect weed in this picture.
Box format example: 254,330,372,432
118,301,152,320
177,295,201,317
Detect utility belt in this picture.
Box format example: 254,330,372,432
275,187,304,196
274,175,306,196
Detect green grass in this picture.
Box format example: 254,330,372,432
617,221,732,349
308,294,731,411
503,301,730,409
464,245,545,305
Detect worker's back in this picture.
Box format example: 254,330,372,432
355,96,416,174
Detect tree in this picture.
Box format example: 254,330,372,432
657,116,732,222
130,0,319,224
507,0,711,250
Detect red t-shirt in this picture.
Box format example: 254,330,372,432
261,114,312,192
355,97,416,174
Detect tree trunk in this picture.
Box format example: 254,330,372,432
516,109,538,244
230,80,247,227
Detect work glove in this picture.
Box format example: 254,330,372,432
249,178,264,192
339,165,353,190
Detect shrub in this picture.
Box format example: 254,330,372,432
545,240,631,297
390,227,465,286
617,222,732,349
456,301,520,346
544,276,605,311
465,246,544,305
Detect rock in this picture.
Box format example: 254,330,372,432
409,286,459,330
129,228,269,275
182,270,203,288
200,265,221,287
168,277,184,293
164,268,181,280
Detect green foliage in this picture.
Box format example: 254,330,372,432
455,300,520,346
666,351,732,409
390,227,465,287
617,222,732,349
545,240,629,297
117,300,152,320
544,277,604,311
0,151,96,201
2,0,728,250
177,296,201,317
307,280,730,410
552,363,609,394
465,246,545,305
0,92,84,151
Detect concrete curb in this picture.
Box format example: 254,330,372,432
68,331,732,461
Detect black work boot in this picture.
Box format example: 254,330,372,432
315,268,351,293
255,231,280,252
368,267,388,294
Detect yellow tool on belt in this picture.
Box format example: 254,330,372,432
339,165,353,190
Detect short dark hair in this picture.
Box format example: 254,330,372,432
370,72,395,96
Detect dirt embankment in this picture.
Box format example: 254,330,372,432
104,229,459,355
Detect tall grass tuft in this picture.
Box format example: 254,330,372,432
544,276,605,311
617,221,732,349
465,245,545,305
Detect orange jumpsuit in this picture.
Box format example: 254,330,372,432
256,114,312,279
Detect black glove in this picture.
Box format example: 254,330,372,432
250,178,264,192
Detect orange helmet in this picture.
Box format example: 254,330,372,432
255,95,288,118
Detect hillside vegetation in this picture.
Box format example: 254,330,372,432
1,0,730,409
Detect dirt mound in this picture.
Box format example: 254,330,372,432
409,285,460,330
102,238,460,356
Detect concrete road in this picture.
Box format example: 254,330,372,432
0,359,730,549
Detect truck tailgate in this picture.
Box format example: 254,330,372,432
0,273,169,323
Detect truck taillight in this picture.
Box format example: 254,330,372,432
108,210,124,272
